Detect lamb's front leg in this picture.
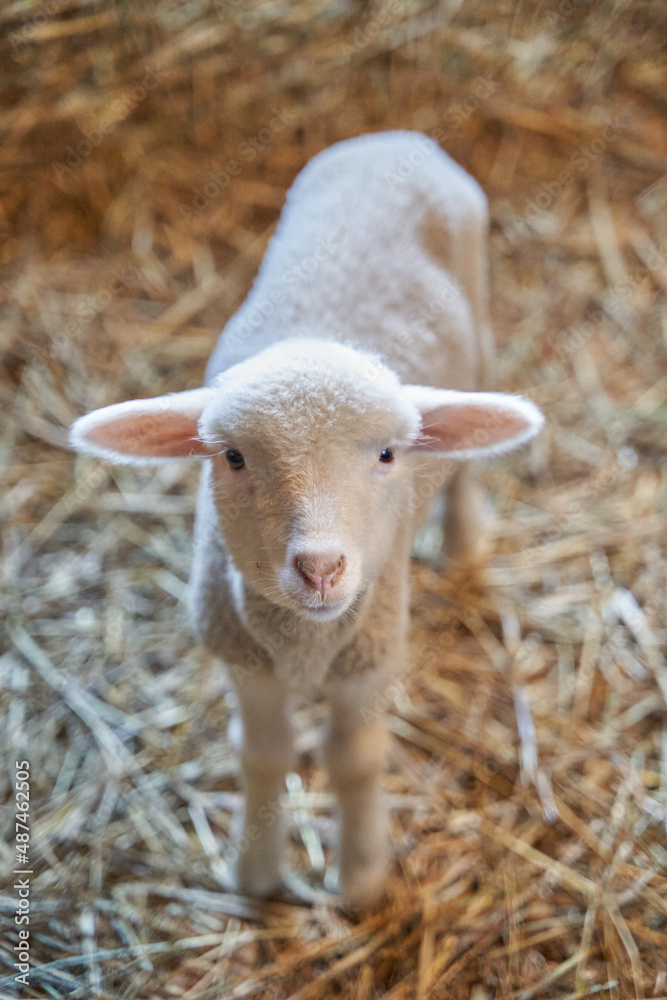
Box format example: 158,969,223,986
232,670,295,897
324,684,390,909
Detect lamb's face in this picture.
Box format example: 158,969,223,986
200,342,420,621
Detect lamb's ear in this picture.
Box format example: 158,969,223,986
404,386,544,459
69,388,216,465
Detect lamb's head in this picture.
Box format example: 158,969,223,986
70,339,543,622
198,341,421,621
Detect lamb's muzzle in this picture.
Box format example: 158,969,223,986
68,131,545,909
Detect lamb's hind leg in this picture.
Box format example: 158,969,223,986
231,670,295,897
444,462,489,568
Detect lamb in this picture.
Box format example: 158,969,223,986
69,131,544,909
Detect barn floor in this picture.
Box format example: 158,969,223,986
1,1,666,997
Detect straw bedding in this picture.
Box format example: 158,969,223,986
0,1,665,997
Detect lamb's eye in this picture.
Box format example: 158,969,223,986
225,449,245,470
379,448,394,464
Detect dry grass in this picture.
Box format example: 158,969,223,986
1,0,666,997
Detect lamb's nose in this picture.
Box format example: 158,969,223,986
294,553,346,596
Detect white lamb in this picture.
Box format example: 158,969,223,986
70,131,543,908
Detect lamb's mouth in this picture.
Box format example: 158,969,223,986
300,602,347,621
268,572,364,621
297,586,367,622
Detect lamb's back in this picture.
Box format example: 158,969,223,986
207,132,490,390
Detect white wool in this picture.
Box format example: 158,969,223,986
206,131,491,392
200,339,421,450
69,132,544,908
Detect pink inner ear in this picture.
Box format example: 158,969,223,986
421,404,528,451
88,412,208,458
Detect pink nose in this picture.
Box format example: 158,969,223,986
294,553,346,596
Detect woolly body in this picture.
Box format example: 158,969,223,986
193,133,495,693
207,131,493,390
69,132,544,906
